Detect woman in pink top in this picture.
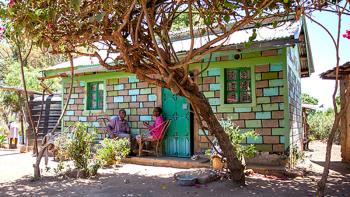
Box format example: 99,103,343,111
136,107,164,141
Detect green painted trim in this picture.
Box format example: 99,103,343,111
86,81,104,110
44,64,103,77
219,66,256,108
83,80,107,113
302,16,314,74
282,48,290,150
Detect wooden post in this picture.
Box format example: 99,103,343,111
20,112,24,144
340,75,350,163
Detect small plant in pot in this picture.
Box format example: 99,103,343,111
206,119,258,170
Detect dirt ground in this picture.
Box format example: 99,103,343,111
0,141,349,197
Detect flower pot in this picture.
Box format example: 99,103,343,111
212,156,224,170
18,144,26,153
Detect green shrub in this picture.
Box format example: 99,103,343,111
54,131,71,161
67,122,99,176
308,109,337,141
220,119,258,162
0,134,6,148
95,138,130,166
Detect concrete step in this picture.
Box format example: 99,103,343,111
122,156,210,169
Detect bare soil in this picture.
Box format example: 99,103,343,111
0,141,349,197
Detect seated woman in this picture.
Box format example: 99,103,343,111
136,107,164,141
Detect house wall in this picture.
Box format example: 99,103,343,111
194,48,289,154
62,73,161,139
60,48,293,158
340,76,350,163
287,46,303,151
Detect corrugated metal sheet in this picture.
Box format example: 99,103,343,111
46,20,301,72
172,20,301,53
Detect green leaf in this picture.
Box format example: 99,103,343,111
204,17,211,26
223,15,230,23
95,12,105,22
70,0,81,12
272,21,278,28
283,0,289,3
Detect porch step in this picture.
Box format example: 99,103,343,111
122,156,210,169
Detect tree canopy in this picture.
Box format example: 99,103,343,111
1,0,349,186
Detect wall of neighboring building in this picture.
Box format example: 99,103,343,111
287,46,303,152
194,48,289,157
340,76,350,163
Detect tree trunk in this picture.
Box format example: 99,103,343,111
316,115,341,197
33,146,47,179
187,89,245,185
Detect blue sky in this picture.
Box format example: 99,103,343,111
302,10,350,108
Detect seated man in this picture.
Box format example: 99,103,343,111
136,107,164,141
106,109,130,139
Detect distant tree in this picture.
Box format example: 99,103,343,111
302,93,319,105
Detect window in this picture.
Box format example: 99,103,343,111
87,81,104,110
224,68,251,104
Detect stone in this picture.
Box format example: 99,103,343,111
207,68,221,76
269,79,284,87
128,89,140,95
257,97,270,104
239,112,255,120
208,98,220,106
262,120,279,128
256,112,271,119
148,94,157,101
234,107,252,113
203,91,215,98
245,120,261,128
113,96,124,103
262,72,278,80
140,88,152,95
263,136,280,144
247,136,263,144
255,64,269,73
115,84,124,90
209,84,220,91
256,80,269,88
270,63,283,72
203,77,216,84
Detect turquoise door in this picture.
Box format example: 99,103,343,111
162,88,191,157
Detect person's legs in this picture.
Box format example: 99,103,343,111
14,138,18,149
9,138,13,148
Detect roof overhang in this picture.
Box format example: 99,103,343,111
320,62,350,80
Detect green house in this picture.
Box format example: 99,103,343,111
43,17,313,165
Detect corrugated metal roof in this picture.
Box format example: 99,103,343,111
320,62,350,80
46,20,301,72
45,51,117,71
172,20,301,53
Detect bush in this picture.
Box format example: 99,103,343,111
95,138,130,166
308,109,337,142
0,134,6,148
66,122,100,177
54,131,71,161
209,119,258,162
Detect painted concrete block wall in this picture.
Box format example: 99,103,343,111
196,49,288,154
287,46,303,150
62,76,158,139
